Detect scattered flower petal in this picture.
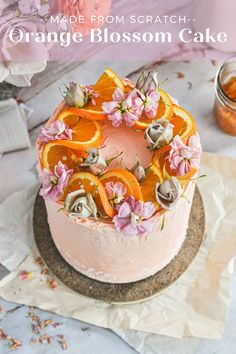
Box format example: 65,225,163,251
48,278,58,290
57,335,68,350
19,271,32,280
39,334,53,345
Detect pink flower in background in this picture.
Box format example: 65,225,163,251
0,15,50,61
40,161,73,202
113,196,156,236
50,0,112,35
102,88,142,127
18,0,41,15
105,181,127,206
38,121,73,143
168,135,202,176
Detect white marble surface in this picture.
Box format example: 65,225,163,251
1,60,236,353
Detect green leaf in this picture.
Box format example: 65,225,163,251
160,214,166,231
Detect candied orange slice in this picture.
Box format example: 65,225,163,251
42,142,82,171
135,89,173,130
169,105,196,140
56,111,102,150
68,68,125,120
99,168,143,201
152,145,197,186
64,172,115,218
140,165,163,209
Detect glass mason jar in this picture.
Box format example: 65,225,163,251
214,56,236,136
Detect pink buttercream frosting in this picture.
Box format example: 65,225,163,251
46,180,196,283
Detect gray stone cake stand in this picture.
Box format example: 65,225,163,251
34,187,205,303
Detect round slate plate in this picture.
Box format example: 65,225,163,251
34,187,205,303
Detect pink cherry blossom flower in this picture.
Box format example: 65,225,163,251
113,196,156,236
102,88,142,127
38,121,72,143
143,90,160,119
105,182,127,206
168,135,202,176
39,161,73,201
86,85,99,106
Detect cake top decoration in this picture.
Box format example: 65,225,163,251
37,68,202,236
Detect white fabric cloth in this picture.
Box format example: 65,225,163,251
0,99,32,155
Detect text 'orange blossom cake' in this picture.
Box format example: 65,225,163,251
37,68,202,283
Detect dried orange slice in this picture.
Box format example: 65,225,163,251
152,145,197,186
99,168,143,201
135,89,173,130
42,142,82,171
168,105,196,140
140,165,163,209
64,172,115,218
56,111,102,150
68,68,125,120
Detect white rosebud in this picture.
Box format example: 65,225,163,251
79,148,107,176
130,161,146,182
145,118,173,150
64,189,97,218
155,177,181,210
64,82,89,108
136,71,159,94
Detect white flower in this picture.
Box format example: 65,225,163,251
64,189,97,219
155,177,181,210
145,118,173,150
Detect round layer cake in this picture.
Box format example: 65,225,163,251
37,69,202,283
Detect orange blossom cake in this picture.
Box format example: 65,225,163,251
37,69,202,283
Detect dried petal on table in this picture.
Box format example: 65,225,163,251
39,334,53,345
176,72,185,79
57,335,68,350
31,323,40,335
19,271,32,280
0,328,7,339
48,278,58,289
41,268,49,275
30,338,38,345
40,319,54,330
187,81,192,90
52,322,63,328
35,257,44,266
7,337,22,351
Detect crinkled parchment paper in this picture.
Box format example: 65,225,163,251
0,152,235,340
